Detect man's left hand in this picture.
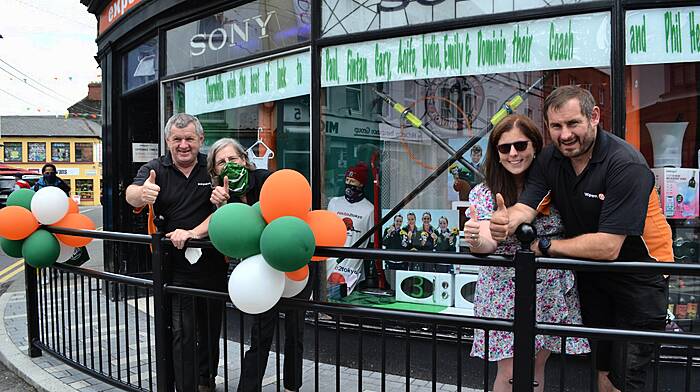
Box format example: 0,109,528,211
166,229,197,249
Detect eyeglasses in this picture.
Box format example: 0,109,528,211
496,141,529,154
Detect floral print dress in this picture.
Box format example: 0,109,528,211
468,183,590,361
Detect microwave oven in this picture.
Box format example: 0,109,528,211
395,271,454,306
454,273,478,312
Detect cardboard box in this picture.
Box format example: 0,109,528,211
651,168,699,219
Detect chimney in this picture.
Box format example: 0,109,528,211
87,82,102,101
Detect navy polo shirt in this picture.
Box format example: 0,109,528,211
520,130,656,262
133,152,225,276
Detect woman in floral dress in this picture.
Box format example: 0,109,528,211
463,114,589,392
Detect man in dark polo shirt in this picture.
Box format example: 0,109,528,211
126,113,226,392
490,86,670,392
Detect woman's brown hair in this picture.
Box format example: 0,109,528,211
482,114,543,208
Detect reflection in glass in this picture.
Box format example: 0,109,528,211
123,37,158,92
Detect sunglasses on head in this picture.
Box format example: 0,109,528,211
496,141,529,154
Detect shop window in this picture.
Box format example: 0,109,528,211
123,36,158,92
165,52,311,178
3,142,22,162
165,0,310,76
51,142,70,162
625,6,700,331
75,179,94,202
75,143,93,162
320,11,611,302
322,0,596,36
27,142,46,162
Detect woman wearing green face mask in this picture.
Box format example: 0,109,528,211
207,137,310,392
207,138,269,207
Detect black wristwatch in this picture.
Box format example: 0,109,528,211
538,238,552,257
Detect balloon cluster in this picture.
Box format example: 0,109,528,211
0,188,95,268
208,170,346,314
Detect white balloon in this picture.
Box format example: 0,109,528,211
56,242,75,263
228,254,285,314
282,273,309,298
30,187,69,225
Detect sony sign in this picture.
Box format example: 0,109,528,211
190,11,277,56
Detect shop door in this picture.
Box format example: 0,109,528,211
115,86,159,277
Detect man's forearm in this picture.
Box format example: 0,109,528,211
125,185,145,208
190,215,212,239
507,203,538,233
548,232,625,261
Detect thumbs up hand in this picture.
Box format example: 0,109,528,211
489,193,510,241
210,176,231,208
141,170,160,205
464,204,483,249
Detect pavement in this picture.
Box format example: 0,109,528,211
0,224,479,392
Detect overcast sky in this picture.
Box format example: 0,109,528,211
0,0,99,116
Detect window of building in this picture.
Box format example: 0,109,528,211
3,142,22,162
27,142,46,162
164,51,311,178
75,179,94,202
320,11,611,301
624,6,699,330
75,143,94,162
51,143,70,162
123,36,158,92
322,0,597,36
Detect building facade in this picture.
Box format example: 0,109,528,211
81,0,700,330
0,116,102,205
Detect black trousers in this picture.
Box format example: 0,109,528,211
238,280,312,392
578,272,668,392
172,273,227,392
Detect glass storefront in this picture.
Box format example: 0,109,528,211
97,0,700,332
625,6,700,330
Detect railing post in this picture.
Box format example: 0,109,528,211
512,225,537,391
151,231,173,392
24,263,41,358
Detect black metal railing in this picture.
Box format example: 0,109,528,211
20,226,700,391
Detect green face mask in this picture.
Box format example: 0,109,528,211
219,161,249,196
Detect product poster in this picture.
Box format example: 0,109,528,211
381,208,460,253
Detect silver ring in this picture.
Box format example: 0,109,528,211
471,233,477,239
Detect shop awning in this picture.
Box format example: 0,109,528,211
0,163,36,176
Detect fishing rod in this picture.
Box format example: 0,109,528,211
373,89,484,181
348,74,547,250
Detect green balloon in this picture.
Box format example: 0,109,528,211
209,203,266,259
252,201,262,218
7,189,35,210
22,229,60,268
1,238,24,258
260,216,315,272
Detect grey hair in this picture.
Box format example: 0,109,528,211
207,138,256,186
164,113,204,139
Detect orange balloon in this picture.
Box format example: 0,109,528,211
0,206,39,240
67,197,79,214
286,264,309,281
260,169,311,223
51,213,96,247
303,210,347,261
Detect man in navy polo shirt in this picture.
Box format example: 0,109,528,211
127,113,226,392
490,86,670,392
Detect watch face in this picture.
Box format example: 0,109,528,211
539,238,551,253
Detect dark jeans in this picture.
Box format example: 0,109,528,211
238,279,312,392
172,273,227,392
578,272,668,392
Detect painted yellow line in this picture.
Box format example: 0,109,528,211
0,265,24,283
0,259,24,278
